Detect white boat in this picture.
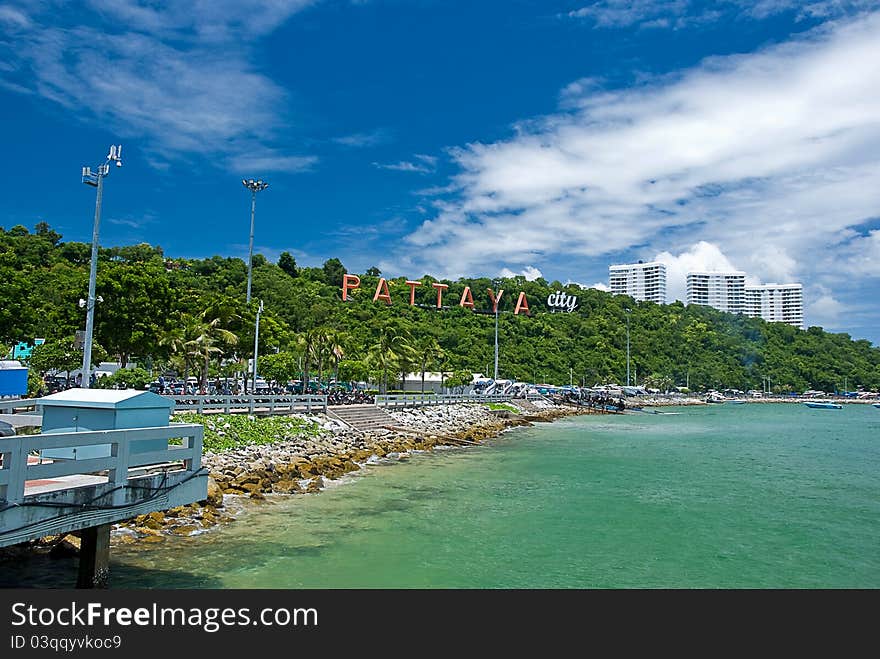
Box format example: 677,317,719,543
873,403,880,409
804,401,842,410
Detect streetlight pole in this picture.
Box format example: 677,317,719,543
625,308,631,387
80,145,123,389
493,279,500,381
494,306,499,381
252,299,264,393
242,178,269,304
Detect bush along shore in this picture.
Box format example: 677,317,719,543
103,400,584,545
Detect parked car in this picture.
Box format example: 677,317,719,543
0,420,15,437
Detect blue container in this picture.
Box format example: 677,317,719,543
0,361,28,397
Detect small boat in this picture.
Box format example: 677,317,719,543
873,403,880,409
804,401,842,410
727,399,747,405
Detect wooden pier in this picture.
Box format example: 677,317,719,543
0,423,206,587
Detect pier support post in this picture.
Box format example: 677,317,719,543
77,524,111,589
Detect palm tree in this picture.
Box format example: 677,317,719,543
184,316,239,392
366,327,415,394
158,313,204,382
295,328,320,394
326,331,348,385
311,328,332,388
414,335,444,393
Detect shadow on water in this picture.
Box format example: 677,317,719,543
0,550,223,589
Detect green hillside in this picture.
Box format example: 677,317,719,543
3,222,878,394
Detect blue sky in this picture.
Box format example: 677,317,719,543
2,0,880,343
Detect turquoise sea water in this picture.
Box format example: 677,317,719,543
6,404,880,588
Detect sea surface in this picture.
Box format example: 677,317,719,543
5,403,880,588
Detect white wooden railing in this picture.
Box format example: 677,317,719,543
374,393,513,408
167,394,327,415
0,398,36,414
0,423,203,505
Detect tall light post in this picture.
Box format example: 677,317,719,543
80,145,123,388
242,178,269,304
492,278,501,381
493,307,499,381
252,299,264,393
625,308,631,387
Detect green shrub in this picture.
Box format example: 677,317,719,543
172,412,322,452
93,367,152,390
485,402,519,413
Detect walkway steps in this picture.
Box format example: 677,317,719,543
327,404,396,431
512,398,540,412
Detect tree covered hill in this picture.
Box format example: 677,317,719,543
2,222,878,394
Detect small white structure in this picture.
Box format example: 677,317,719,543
401,371,450,394
37,389,174,460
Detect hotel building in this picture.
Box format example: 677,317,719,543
609,261,667,304
686,271,746,314
743,283,804,329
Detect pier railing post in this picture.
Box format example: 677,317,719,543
108,431,130,506
183,426,203,473
3,437,27,505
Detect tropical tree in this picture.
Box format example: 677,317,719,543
326,330,348,385
367,326,415,394
158,313,203,381
257,351,298,389
321,257,346,287
93,260,174,367
185,317,239,392
27,337,106,386
278,252,298,278
414,335,444,393
93,367,152,390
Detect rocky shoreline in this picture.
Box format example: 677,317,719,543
104,400,585,547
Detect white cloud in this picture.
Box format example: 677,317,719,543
653,241,741,302
374,159,434,173
567,1,880,29
587,281,611,292
0,5,31,28
568,1,689,28
0,1,318,169
806,287,848,328
499,265,543,280
395,11,880,316
332,129,391,148
228,152,318,174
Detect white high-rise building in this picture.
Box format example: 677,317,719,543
744,283,804,329
609,261,667,304
686,271,746,314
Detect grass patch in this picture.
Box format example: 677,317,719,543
484,402,520,413
173,413,322,452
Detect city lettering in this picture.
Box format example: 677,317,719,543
546,290,578,313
